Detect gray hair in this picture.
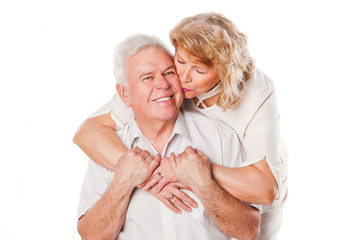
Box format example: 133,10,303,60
114,34,172,86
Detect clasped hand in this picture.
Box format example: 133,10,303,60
116,146,211,213
143,146,213,213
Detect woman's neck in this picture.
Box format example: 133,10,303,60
193,94,219,109
193,81,221,109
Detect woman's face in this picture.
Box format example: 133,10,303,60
174,47,220,99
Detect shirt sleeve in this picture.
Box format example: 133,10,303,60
242,91,288,203
77,160,113,219
89,93,134,131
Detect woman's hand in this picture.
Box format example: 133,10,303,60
140,157,178,192
147,182,198,214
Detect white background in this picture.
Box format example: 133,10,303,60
1,0,359,239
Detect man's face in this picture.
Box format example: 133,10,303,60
119,47,183,125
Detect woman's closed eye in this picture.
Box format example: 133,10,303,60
177,58,185,64
195,68,206,74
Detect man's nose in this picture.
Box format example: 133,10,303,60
155,75,170,89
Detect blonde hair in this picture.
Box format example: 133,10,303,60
169,12,255,109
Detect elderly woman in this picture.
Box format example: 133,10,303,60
74,12,287,240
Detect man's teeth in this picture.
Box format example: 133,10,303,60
155,96,171,102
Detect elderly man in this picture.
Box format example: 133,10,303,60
77,34,260,240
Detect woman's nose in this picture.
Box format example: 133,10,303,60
179,67,191,83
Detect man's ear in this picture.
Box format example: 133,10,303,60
116,84,131,107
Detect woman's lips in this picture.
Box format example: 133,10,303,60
182,88,191,92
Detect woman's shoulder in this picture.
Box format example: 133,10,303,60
245,68,274,95
181,69,277,137
230,68,275,113
210,69,276,136
236,69,275,111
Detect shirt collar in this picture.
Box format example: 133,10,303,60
171,110,191,141
124,118,143,148
125,110,191,147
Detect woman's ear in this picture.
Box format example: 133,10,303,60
116,84,131,107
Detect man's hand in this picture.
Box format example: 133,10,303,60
114,147,161,189
147,182,198,213
140,157,178,192
169,147,213,192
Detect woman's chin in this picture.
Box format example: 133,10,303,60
184,92,196,99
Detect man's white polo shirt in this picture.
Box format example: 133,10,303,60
78,110,245,240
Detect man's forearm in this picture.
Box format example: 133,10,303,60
77,181,134,240
194,179,260,240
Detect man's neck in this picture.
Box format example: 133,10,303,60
135,117,176,154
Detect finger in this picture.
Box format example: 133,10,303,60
149,154,161,171
179,150,188,160
132,146,142,153
142,173,162,191
158,197,181,214
138,168,159,188
155,176,171,193
145,153,154,164
172,187,198,209
169,195,192,213
141,150,151,159
184,146,195,155
137,182,146,188
194,149,207,160
139,176,153,190
169,152,177,170
174,182,194,193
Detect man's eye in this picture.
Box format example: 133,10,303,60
143,76,152,81
164,71,175,76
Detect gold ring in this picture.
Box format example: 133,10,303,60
168,194,175,201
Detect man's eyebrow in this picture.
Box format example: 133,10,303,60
138,65,176,79
138,71,155,79
162,65,176,74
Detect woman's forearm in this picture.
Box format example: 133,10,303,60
73,113,127,171
211,159,278,206
73,113,278,206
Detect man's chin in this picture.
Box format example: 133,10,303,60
156,109,179,122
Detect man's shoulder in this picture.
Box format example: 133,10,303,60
179,109,242,167
182,109,219,125
181,109,236,136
